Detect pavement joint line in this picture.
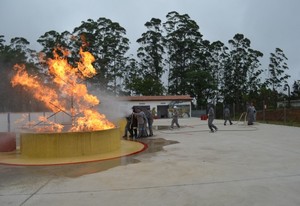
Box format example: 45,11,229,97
20,173,300,196
158,127,259,134
18,177,53,206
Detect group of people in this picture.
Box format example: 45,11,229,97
123,102,256,138
123,107,153,140
207,102,256,132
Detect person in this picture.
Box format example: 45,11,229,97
208,104,218,132
122,113,132,139
170,106,180,129
144,108,154,136
129,107,138,140
247,102,255,125
253,105,256,122
223,105,233,126
134,107,148,138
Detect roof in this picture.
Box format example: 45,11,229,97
118,95,193,102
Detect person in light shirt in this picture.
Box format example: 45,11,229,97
170,106,180,129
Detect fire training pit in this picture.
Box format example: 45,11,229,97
0,44,147,166
20,127,120,158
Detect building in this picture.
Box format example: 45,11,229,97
118,95,193,118
277,99,300,108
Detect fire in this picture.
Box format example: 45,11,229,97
11,47,115,132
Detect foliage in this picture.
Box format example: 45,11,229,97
0,11,298,112
134,18,166,95
222,34,263,112
265,48,290,91
163,11,204,96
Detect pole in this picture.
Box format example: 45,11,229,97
233,103,235,121
263,100,265,122
285,84,291,108
7,112,10,132
284,98,286,124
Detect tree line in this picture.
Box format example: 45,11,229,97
1,11,299,113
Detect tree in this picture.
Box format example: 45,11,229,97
224,33,263,112
163,11,204,95
291,80,300,100
0,36,45,112
135,18,166,95
206,40,229,105
265,48,290,91
73,17,130,95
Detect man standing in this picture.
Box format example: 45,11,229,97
129,107,138,140
170,106,180,129
208,104,218,133
145,108,154,136
223,105,233,126
134,107,148,138
247,102,255,125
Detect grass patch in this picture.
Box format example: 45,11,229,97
257,120,300,127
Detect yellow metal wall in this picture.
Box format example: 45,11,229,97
21,128,121,158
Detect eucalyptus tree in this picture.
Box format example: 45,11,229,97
0,35,10,111
0,35,5,51
291,80,300,100
264,48,290,108
163,11,204,95
37,30,79,70
123,57,139,95
184,40,218,108
265,48,290,91
225,33,263,111
38,30,63,58
136,18,165,95
206,40,229,104
0,36,43,112
73,17,130,95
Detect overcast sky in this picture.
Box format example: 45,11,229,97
1,0,299,87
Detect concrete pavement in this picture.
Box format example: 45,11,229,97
1,118,300,206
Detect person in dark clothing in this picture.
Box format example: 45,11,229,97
223,105,233,126
129,107,138,140
208,104,218,133
122,114,132,139
247,102,255,125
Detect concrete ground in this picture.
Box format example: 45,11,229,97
1,118,300,206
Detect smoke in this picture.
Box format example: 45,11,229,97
89,87,132,123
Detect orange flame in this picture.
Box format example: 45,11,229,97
11,47,115,132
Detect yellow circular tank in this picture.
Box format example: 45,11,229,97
20,127,121,158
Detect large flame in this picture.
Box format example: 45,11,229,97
11,47,115,132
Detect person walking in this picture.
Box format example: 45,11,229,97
170,106,180,129
223,105,233,126
208,104,218,133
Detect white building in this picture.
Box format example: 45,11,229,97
277,99,300,108
118,95,193,118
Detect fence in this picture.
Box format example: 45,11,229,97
0,112,72,132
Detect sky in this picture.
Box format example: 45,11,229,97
1,0,300,88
